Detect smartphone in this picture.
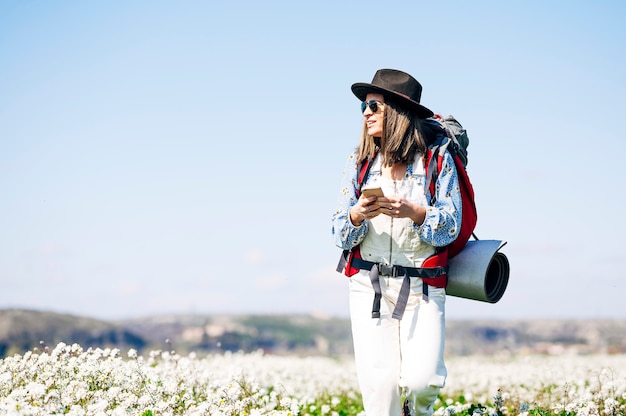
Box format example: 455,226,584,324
361,187,384,198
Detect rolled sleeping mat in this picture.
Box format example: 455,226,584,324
446,240,509,303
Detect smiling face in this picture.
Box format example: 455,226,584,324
363,93,385,138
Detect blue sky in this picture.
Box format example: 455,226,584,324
1,0,625,321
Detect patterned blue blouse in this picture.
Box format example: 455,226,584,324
332,149,462,251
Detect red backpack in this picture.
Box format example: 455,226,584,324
425,114,477,259
336,115,478,288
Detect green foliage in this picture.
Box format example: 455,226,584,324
527,409,575,416
299,390,364,416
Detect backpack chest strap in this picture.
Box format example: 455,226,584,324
350,258,447,278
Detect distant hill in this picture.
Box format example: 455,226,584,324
1,308,625,358
118,313,354,356
0,309,146,357
0,309,353,357
444,319,626,355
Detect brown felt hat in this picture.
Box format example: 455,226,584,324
351,68,434,119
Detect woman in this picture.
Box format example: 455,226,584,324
332,69,462,416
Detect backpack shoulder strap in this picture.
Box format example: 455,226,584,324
336,149,378,274
424,135,450,205
356,150,378,197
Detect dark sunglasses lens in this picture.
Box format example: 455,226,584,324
361,100,379,113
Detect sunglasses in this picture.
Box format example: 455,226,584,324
361,100,384,114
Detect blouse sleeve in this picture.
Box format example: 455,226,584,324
415,150,463,247
331,151,369,250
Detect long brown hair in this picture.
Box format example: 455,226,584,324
356,99,430,167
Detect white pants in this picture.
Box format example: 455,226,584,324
349,270,447,416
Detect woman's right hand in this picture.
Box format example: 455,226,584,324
349,195,381,226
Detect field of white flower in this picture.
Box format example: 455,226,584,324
0,342,624,415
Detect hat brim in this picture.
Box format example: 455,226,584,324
352,82,434,119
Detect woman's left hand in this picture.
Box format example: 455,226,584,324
378,196,426,225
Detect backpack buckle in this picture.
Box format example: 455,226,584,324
377,263,405,277
377,263,393,276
